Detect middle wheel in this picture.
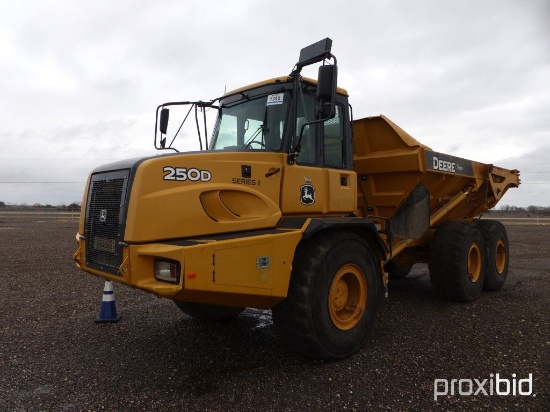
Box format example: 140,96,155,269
429,221,486,302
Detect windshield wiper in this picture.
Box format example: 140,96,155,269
241,124,267,149
241,105,270,149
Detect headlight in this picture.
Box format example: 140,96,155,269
154,259,181,284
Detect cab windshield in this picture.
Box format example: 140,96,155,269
210,91,291,151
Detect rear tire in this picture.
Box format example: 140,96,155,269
475,220,509,291
429,221,485,302
272,231,380,360
174,301,245,322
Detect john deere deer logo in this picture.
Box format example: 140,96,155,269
300,185,315,205
99,209,108,223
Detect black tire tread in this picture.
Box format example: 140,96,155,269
475,219,509,291
429,221,485,302
272,232,334,358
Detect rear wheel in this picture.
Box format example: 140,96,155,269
475,220,509,291
429,221,485,302
272,231,381,360
174,301,245,322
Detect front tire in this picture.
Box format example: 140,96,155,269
272,231,381,360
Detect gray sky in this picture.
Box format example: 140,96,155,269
0,0,548,207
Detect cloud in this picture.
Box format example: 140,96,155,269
0,0,548,206
495,145,550,207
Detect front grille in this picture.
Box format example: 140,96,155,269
85,170,130,274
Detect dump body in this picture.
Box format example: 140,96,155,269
353,115,520,227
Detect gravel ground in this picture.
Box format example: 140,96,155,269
0,220,548,411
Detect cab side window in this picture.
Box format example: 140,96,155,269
323,105,345,168
296,94,317,165
295,94,346,168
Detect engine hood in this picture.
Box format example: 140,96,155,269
117,151,285,243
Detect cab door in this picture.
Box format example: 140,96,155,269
281,96,356,215
322,106,356,213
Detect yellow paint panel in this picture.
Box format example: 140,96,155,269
214,243,274,289
124,152,285,242
327,169,356,212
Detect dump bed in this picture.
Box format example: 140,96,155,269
353,115,520,227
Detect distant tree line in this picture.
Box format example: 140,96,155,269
490,205,550,215
0,201,81,210
1,200,548,215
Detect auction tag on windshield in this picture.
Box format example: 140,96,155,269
267,93,284,106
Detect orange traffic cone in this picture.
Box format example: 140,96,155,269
95,281,121,323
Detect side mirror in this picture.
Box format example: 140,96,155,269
316,64,337,119
159,108,170,135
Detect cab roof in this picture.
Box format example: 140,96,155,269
223,76,349,98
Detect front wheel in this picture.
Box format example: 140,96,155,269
272,231,381,360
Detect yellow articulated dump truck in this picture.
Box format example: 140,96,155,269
74,38,519,360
